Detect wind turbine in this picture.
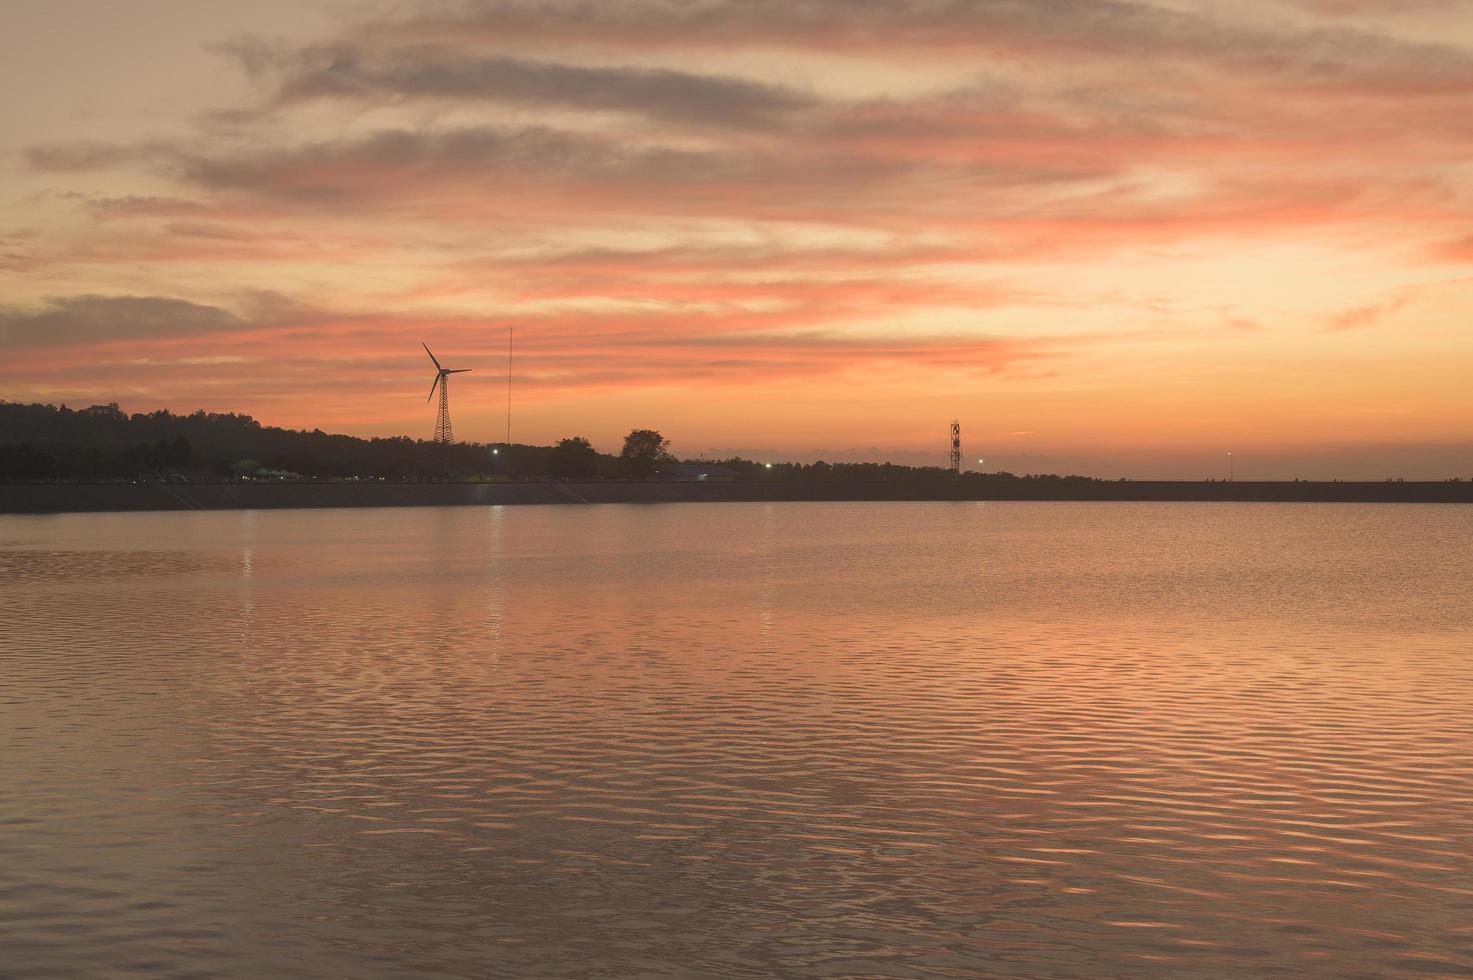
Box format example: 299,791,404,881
424,343,471,445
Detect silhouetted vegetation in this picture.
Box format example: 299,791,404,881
547,437,600,480
0,441,57,479
0,401,545,480
620,428,675,480
1,400,1103,487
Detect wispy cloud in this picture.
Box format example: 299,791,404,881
222,38,819,129
380,0,1473,94
0,296,248,347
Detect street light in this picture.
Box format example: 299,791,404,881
1227,451,1233,482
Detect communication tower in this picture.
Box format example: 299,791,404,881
950,420,962,475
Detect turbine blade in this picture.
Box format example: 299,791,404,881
422,342,442,371
447,368,472,374
427,374,441,402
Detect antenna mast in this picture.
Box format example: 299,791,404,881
950,420,962,475
505,326,513,447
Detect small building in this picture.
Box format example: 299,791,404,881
659,463,740,483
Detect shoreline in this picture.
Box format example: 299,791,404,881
3,479,1472,514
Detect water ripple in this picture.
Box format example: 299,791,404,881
2,502,1471,977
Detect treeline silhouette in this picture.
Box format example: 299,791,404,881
0,400,1087,486
0,402,511,480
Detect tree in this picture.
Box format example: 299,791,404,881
167,434,192,468
547,436,599,480
0,442,55,479
620,428,672,480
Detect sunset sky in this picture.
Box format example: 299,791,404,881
3,0,1472,477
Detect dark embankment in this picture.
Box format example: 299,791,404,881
2,479,1471,514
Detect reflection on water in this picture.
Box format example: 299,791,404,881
2,502,1472,978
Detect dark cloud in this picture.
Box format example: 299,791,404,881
82,195,219,218
26,142,149,172
25,127,783,202
30,2,1468,220
159,222,259,241
36,118,1091,219
1277,0,1473,15
162,124,962,217
225,39,817,128
173,124,771,199
384,0,1473,94
0,296,248,348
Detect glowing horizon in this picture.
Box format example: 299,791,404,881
3,0,1472,478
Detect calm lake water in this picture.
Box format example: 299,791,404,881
2,502,1472,978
